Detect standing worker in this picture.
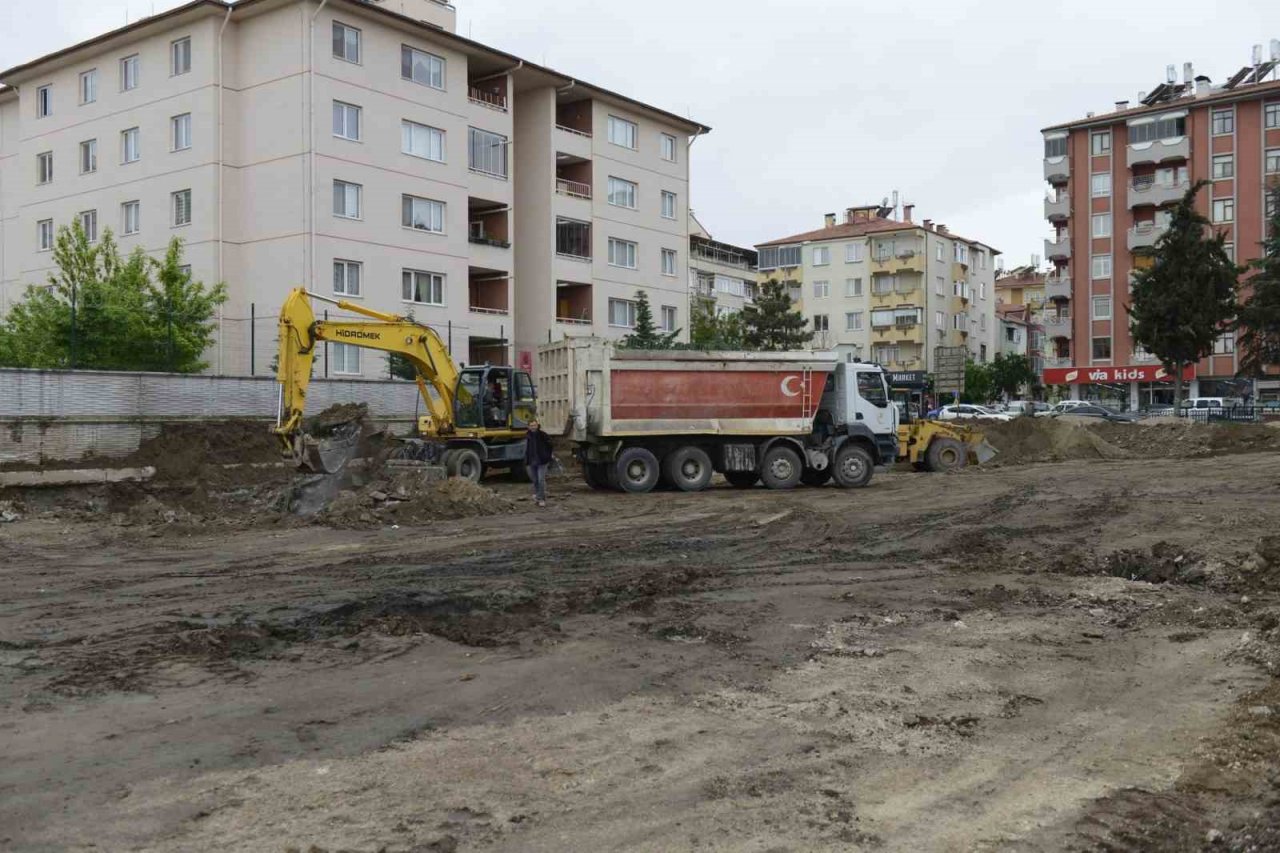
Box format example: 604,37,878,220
524,419,554,507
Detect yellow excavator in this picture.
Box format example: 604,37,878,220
272,288,537,479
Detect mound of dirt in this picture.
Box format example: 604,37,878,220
316,471,515,529
129,420,280,481
978,417,1131,466
1087,421,1280,458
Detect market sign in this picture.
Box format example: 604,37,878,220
886,370,927,388
1042,364,1196,385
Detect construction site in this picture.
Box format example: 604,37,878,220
3,406,1280,852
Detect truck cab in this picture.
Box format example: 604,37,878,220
819,362,899,464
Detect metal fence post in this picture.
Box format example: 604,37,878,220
324,308,329,378
250,302,255,376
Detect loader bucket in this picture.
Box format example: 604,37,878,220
296,421,363,474
969,438,998,466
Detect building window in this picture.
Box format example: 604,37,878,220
121,127,140,163
1265,148,1280,175
608,237,638,269
1091,295,1111,320
837,311,859,331
79,139,97,174
36,84,52,118
1211,154,1234,180
1090,173,1111,198
661,190,676,220
1211,109,1234,135
809,279,828,298
402,120,445,161
171,37,191,76
1092,212,1110,237
332,22,360,63
333,259,361,296
607,176,637,209
1091,130,1110,155
845,277,862,297
935,310,945,329
172,189,191,227
468,127,507,178
37,219,54,251
1212,198,1234,223
171,113,191,151
1044,136,1067,158
935,275,945,295
935,242,944,261
661,248,677,276
332,101,361,141
659,133,677,162
1092,337,1112,360
845,243,863,263
121,54,139,91
331,342,360,375
402,269,444,305
660,305,677,332
1267,103,1280,129
36,151,53,184
122,200,140,235
402,194,444,232
609,298,636,328
757,244,800,270
332,180,361,219
813,246,830,266
1224,242,1235,263
1213,331,1235,354
608,115,637,149
954,243,969,264
1091,254,1112,279
1127,115,1186,143
556,218,591,259
813,314,829,333
79,69,97,104
79,209,98,242
979,281,987,300
401,45,445,88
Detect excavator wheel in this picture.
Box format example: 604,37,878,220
447,447,485,482
924,437,967,473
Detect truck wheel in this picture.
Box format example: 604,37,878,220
724,471,758,488
665,446,713,492
447,447,484,482
614,447,660,494
800,467,832,487
583,462,609,490
925,438,967,473
760,446,802,490
832,445,873,488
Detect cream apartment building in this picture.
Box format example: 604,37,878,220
754,205,1000,371
687,212,757,318
0,0,706,378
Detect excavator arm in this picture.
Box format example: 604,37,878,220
273,287,463,465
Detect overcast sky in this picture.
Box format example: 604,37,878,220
3,0,1277,267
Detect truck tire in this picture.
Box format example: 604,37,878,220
447,447,484,482
760,445,802,490
664,446,714,492
583,462,609,490
832,445,873,488
724,471,758,489
925,437,967,473
614,447,660,493
800,467,832,487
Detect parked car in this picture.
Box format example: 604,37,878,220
1036,400,1089,417
935,404,1016,422
1005,400,1049,416
1051,404,1138,423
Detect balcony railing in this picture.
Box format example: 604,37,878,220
953,283,972,301
1044,315,1073,339
556,315,592,325
1128,177,1189,209
1044,156,1069,183
467,86,507,112
1045,233,1071,260
1128,221,1169,250
1044,356,1072,369
469,305,509,315
1127,135,1189,168
468,235,510,249
555,178,591,199
1044,193,1069,221
1045,274,1071,300
691,245,752,269
555,123,592,138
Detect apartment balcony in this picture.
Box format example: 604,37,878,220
468,199,510,270
468,273,510,317
869,251,926,275
1127,177,1189,209
1044,355,1072,369
952,282,972,303
871,323,925,345
1044,156,1069,183
467,83,508,114
1044,314,1073,340
1044,193,1069,222
554,178,591,200
1127,221,1169,251
554,100,593,160
690,243,753,270
555,281,593,327
1128,135,1189,168
1044,233,1071,261
1045,273,1072,301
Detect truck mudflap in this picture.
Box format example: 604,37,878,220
875,434,899,466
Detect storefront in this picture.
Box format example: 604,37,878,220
1041,365,1196,411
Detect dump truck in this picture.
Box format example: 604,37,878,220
536,339,898,493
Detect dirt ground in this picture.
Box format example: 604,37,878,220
3,422,1280,852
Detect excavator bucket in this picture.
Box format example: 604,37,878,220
295,422,363,474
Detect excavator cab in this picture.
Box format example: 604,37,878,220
454,366,537,433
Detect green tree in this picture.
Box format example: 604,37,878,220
688,299,746,350
988,352,1037,399
620,290,678,349
742,279,810,351
959,360,995,404
1236,186,1280,379
1129,181,1240,409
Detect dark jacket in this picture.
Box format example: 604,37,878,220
524,428,554,466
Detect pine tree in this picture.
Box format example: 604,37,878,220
1236,186,1280,379
688,299,746,350
1129,181,1239,409
620,290,678,349
742,279,811,351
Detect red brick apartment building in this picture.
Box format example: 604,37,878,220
1041,55,1280,408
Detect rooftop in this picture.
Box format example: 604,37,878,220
757,206,998,253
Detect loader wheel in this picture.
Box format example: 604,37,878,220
831,445,874,488
665,446,714,492
447,447,484,482
724,471,758,489
760,446,802,490
615,447,660,494
800,467,832,487
925,438,967,473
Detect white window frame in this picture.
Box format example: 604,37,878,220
813,279,830,298
1213,331,1235,355
935,310,945,329
845,311,863,331
1211,154,1234,180
1211,108,1234,136
37,218,54,252
171,189,192,227
845,242,863,263
401,45,445,90
121,127,140,164
1212,198,1234,223
936,242,944,261
607,176,637,209
402,268,445,305
1266,148,1280,175
332,22,361,64
402,194,445,234
79,139,97,174
659,133,677,162
36,84,53,118
1091,254,1112,279
468,127,507,178
1090,130,1110,155
401,120,445,162
171,113,192,151
171,37,191,76
121,200,140,236
608,115,638,149
79,69,97,105
813,314,830,333
661,248,677,277
660,190,676,220
1091,295,1112,320
813,246,830,266
332,180,362,219
608,237,638,269
332,101,361,141
333,259,362,297
660,305,677,332
845,277,862,297
608,297,637,328
36,151,53,185
330,342,361,375
120,54,139,91
1267,102,1280,130
79,209,98,242
1091,212,1110,238
1090,172,1111,198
